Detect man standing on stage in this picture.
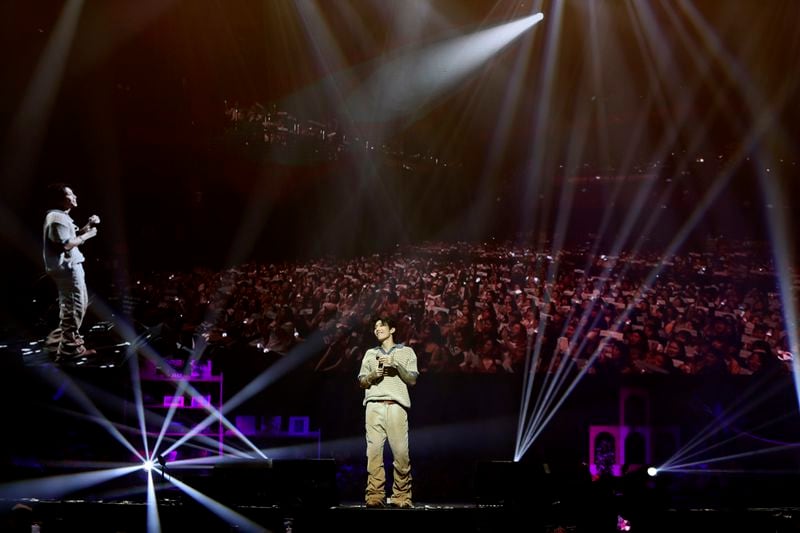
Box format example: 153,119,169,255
357,317,418,508
43,183,100,360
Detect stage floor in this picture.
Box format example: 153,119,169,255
2,498,800,533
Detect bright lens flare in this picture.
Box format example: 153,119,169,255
345,13,544,121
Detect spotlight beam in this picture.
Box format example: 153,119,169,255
518,1,564,237
518,114,609,455
1,0,84,198
624,0,682,135
128,345,151,462
0,466,140,500
524,300,609,445
517,95,596,450
47,389,241,460
583,0,753,269
74,297,158,460
514,322,548,459
662,441,800,472
671,409,798,468
146,470,161,533
111,332,264,459
344,13,543,122
662,377,786,469
661,468,800,475
164,475,267,533
161,332,327,456
33,366,143,462
752,151,800,408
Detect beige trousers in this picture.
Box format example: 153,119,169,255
365,401,412,504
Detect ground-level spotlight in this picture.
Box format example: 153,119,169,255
646,466,658,477
142,459,154,472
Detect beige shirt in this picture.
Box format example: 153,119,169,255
358,344,418,408
43,210,84,272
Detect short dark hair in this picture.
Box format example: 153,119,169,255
374,316,396,330
45,182,70,209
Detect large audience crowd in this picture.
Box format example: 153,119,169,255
125,241,795,378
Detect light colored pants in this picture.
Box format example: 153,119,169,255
50,263,88,354
365,401,412,504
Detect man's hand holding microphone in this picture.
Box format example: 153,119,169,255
78,215,101,245
372,354,394,383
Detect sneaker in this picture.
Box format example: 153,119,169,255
365,500,386,508
55,346,97,363
51,335,85,346
391,500,413,509
45,336,61,348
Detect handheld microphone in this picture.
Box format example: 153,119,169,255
377,354,383,370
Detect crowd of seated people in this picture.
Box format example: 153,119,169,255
125,241,794,378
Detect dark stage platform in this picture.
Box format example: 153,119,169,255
2,498,800,533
